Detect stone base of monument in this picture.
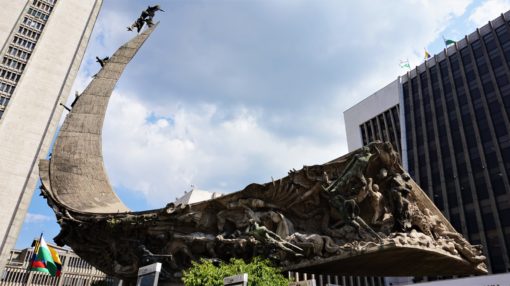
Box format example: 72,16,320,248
285,244,486,276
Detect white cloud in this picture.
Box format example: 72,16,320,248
469,0,510,26
102,92,340,208
25,213,52,224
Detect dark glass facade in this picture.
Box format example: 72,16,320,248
360,105,402,156
402,16,510,273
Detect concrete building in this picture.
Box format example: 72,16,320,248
0,0,103,273
344,79,402,155
0,244,116,286
174,188,224,205
344,10,510,279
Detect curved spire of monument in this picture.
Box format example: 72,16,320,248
39,16,487,284
41,24,158,213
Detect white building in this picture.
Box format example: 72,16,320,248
1,244,116,286
343,78,401,153
174,188,224,205
0,0,103,272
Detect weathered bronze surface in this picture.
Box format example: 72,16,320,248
127,5,163,33
39,22,487,282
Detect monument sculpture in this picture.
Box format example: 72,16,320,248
127,5,164,32
39,9,487,284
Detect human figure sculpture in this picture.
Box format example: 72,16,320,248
423,208,486,263
138,244,175,266
141,5,165,19
367,181,384,224
217,207,257,237
95,56,109,67
324,146,372,194
70,91,80,108
388,173,412,231
128,5,164,33
246,220,303,256
145,17,154,28
327,191,382,242
366,141,400,178
137,244,177,278
216,198,276,237
259,211,295,238
59,102,71,112
127,17,145,33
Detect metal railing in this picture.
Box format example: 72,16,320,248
0,248,117,286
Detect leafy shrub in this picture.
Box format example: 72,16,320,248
182,257,289,286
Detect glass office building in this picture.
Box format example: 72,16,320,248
345,11,510,275
402,13,510,273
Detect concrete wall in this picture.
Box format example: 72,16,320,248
0,0,103,272
343,78,400,151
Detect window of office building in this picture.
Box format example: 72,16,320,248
0,0,57,117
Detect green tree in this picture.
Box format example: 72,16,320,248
182,257,290,286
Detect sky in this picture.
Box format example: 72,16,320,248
15,0,510,248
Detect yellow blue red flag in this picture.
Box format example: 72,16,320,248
30,236,59,277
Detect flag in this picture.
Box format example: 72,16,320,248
424,48,431,60
399,59,410,69
30,236,58,276
443,36,455,47
48,246,62,277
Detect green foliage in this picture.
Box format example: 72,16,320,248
182,257,290,286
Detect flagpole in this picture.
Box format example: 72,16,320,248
24,233,43,286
